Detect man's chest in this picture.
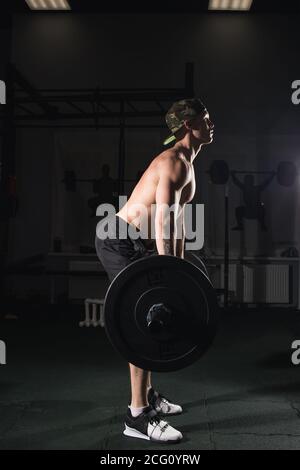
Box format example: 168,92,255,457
180,165,196,204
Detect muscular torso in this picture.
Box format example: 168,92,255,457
116,150,195,244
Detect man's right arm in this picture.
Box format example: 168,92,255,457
155,159,185,256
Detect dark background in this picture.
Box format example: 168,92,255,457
0,0,300,452
1,3,300,301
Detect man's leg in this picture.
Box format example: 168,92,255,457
129,363,150,407
95,227,182,441
147,371,152,391
125,363,182,442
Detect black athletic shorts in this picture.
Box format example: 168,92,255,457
95,215,157,282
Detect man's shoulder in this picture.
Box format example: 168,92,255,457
153,149,188,185
154,148,185,168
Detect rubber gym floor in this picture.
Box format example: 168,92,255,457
0,304,300,450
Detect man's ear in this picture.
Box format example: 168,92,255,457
183,119,192,130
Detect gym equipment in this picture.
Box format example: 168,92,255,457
207,160,297,187
104,255,218,372
80,298,105,328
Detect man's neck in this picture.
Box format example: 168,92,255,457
173,136,203,163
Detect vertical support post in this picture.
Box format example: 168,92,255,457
0,63,16,275
224,183,229,308
118,100,125,195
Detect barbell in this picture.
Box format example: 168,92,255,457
103,254,218,372
63,162,297,191
207,160,297,186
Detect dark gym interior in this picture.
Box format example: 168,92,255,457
1,0,300,451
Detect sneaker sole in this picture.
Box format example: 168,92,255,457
158,410,183,416
123,424,182,443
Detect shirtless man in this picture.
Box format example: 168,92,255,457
95,98,214,443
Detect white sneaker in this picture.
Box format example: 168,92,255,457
123,405,183,443
148,388,183,416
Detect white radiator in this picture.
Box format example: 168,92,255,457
221,264,290,304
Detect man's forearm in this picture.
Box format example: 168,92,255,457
155,215,176,255
175,237,185,258
156,236,176,255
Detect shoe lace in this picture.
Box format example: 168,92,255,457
149,414,160,426
157,392,171,405
148,413,169,432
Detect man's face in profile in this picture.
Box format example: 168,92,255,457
187,111,214,145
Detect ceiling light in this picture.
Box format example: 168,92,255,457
25,0,71,10
209,0,253,11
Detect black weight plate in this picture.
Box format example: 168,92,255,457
185,251,209,278
104,255,218,372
